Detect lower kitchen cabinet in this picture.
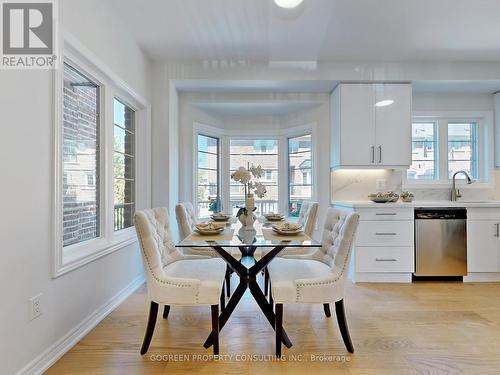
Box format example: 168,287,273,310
334,204,414,283
467,220,500,273
355,246,414,273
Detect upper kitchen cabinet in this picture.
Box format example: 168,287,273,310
330,83,412,169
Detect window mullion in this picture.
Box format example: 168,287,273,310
439,119,448,181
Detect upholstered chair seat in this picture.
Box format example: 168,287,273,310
134,207,226,355
267,207,360,357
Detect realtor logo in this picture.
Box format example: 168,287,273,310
1,0,58,69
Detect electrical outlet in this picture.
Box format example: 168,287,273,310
29,294,42,321
376,179,387,190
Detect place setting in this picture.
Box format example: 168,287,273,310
262,221,310,241
187,221,235,241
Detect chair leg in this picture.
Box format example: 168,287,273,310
323,303,331,318
140,301,159,355
211,304,219,355
220,283,226,311
163,305,170,319
264,267,269,296
335,299,354,353
269,287,274,308
275,303,283,357
225,266,231,297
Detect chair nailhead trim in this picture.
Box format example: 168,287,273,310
135,212,200,303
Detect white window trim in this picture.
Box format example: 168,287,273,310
403,110,494,190
192,122,317,219
52,32,151,278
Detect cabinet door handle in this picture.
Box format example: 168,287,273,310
375,213,397,216
375,258,397,262
375,232,397,236
371,146,375,163
378,145,382,163
495,223,499,237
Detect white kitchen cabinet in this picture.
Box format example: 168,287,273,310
330,83,412,169
374,84,412,166
467,220,500,273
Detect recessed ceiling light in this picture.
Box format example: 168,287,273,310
274,0,304,9
375,99,394,107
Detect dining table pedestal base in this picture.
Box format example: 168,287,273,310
203,245,293,349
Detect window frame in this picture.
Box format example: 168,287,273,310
61,61,102,247
287,133,313,217
404,111,494,189
228,137,280,216
113,97,137,231
195,133,221,218
53,35,151,278
192,123,317,219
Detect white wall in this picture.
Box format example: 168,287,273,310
0,1,152,374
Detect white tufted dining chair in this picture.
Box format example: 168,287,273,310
267,207,360,357
254,201,319,262
175,202,241,296
134,207,226,355
256,201,319,296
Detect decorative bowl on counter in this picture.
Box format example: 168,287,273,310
368,192,399,203
400,191,414,202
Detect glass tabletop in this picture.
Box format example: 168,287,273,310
176,219,322,248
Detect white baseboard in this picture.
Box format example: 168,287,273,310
464,273,500,282
16,273,145,375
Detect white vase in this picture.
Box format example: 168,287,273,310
245,193,255,210
238,227,257,244
238,211,256,230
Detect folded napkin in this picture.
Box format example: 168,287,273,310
194,222,225,231
271,222,302,232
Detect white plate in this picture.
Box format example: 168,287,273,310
265,215,284,221
211,215,230,221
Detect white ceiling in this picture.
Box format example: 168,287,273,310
108,0,500,62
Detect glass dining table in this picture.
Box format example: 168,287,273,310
175,219,322,350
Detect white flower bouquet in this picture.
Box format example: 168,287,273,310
231,163,268,218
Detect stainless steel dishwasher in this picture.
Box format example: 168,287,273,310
414,208,467,277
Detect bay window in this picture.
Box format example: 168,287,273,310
229,139,279,215
194,125,315,219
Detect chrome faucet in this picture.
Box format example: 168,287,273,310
451,170,473,201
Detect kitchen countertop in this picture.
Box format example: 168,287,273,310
332,200,500,208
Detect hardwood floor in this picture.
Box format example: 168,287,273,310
47,267,500,374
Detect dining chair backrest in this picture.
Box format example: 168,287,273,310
134,208,184,286
176,202,197,240
297,201,319,237
319,208,359,276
